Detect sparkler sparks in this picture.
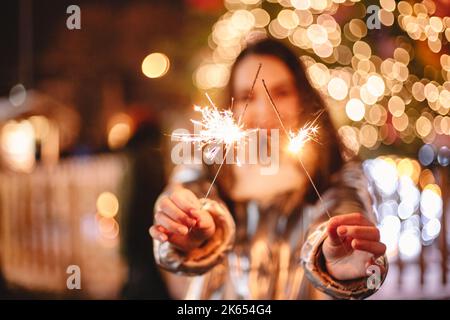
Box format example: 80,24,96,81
287,109,324,154
287,124,319,154
171,100,251,207
261,79,322,155
172,103,251,161
173,63,262,163
263,79,352,259
261,79,331,217
172,64,262,203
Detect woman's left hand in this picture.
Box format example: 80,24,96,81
322,212,386,281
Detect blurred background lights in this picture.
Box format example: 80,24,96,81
437,146,449,166
0,120,36,172
422,218,441,242
418,143,436,166
327,77,348,100
345,98,365,121
419,168,435,188
380,0,396,12
398,180,420,209
307,63,330,87
353,41,371,60
108,123,131,150
398,229,422,260
96,191,119,218
312,40,333,58
231,9,255,32
359,124,378,148
415,116,432,137
291,0,311,10
378,200,398,217
366,75,385,97
98,216,120,241
365,158,398,196
251,8,270,28
196,0,450,164
195,63,230,89
9,84,27,107
388,96,405,117
364,154,444,258
397,200,415,220
107,113,134,150
278,9,299,30
379,215,401,256
392,113,409,132
307,24,328,45
420,186,443,219
141,52,170,78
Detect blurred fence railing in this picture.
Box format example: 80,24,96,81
0,154,128,298
364,157,450,298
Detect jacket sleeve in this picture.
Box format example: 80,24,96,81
153,164,236,276
300,160,389,299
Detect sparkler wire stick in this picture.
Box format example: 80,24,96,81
262,79,353,259
261,79,332,221
236,63,262,124
202,145,232,201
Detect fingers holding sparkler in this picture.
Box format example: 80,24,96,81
262,78,353,260
151,187,216,251
261,80,386,271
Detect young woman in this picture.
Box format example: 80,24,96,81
150,39,388,299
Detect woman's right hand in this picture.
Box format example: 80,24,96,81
149,187,216,252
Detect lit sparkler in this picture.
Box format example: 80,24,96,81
287,122,320,154
172,102,251,161
263,81,352,258
173,64,262,202
261,79,331,220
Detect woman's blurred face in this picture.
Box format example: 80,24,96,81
232,54,302,130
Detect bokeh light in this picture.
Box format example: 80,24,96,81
141,53,170,78
96,191,119,218
364,155,444,260
9,84,27,107
0,120,36,172
345,98,365,121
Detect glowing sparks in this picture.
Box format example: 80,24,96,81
173,64,261,163
174,64,261,204
288,124,319,154
262,79,334,225
172,102,253,160
262,78,322,155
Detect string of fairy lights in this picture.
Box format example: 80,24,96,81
192,0,449,260
194,0,449,153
